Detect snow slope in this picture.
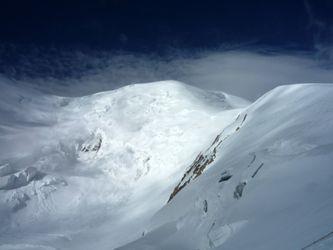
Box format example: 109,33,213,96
1,78,333,250
0,78,249,249
118,84,333,250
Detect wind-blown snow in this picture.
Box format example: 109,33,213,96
0,79,249,249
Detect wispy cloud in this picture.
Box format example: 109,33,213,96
303,0,333,61
2,46,333,100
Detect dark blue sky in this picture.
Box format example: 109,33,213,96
0,0,332,51
0,0,332,81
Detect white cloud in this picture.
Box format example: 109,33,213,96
12,48,333,100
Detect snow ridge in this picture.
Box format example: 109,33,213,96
1,80,333,250
119,84,333,250
0,80,248,249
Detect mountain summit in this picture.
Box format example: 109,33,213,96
0,80,332,250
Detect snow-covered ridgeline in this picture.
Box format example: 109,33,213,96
119,84,333,250
1,78,333,250
0,79,248,249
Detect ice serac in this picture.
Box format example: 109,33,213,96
118,84,333,250
0,79,248,249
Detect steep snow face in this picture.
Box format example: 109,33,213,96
3,79,332,250
118,84,333,250
0,79,249,249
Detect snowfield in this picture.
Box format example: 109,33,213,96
0,78,333,250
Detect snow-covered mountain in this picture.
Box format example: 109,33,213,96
0,79,247,249
118,84,333,250
0,78,332,250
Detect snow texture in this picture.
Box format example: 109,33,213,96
1,78,333,250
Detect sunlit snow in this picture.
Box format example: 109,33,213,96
0,78,332,250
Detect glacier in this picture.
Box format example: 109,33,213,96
0,78,332,250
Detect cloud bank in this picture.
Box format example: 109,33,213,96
2,47,333,101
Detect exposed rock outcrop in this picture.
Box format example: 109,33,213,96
80,134,103,153
168,113,248,202
0,167,42,190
